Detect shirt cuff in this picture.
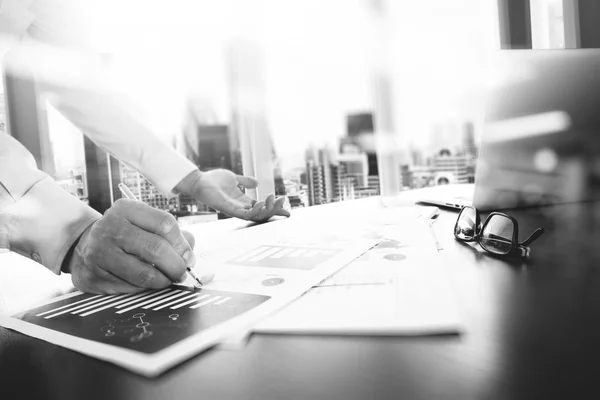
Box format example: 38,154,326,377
6,176,101,274
133,146,199,198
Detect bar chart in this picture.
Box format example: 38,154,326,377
228,245,340,270
19,287,270,354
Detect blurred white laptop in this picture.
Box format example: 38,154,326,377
417,184,474,210
419,49,600,212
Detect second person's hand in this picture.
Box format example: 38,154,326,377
176,168,290,222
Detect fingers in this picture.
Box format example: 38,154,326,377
113,199,195,268
265,193,275,211
236,175,258,189
242,195,290,222
118,225,188,282
182,230,195,249
226,192,255,210
262,194,290,217
72,262,146,294
102,248,172,289
242,200,265,220
274,197,291,217
275,208,292,218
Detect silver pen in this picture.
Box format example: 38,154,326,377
117,183,203,287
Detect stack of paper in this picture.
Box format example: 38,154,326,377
0,204,462,377
254,221,463,335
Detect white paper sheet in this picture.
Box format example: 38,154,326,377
254,221,464,335
0,234,377,377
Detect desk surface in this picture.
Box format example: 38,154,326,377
1,196,600,400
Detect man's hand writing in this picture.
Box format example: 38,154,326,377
62,199,196,294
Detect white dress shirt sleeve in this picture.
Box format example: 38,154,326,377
0,132,101,274
6,0,199,197
39,81,198,196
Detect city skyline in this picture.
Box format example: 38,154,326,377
282,116,479,209
55,112,479,218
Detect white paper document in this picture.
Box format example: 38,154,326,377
254,221,464,335
0,235,376,377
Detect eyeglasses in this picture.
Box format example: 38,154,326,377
454,206,545,258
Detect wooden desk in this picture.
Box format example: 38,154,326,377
1,197,600,400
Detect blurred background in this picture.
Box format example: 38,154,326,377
1,0,593,224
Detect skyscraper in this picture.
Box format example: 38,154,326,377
432,148,471,185
337,153,369,187
306,147,325,206
345,112,378,176
462,121,478,158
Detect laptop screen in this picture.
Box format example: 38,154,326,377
473,49,600,210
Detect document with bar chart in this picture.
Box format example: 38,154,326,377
0,238,377,377
254,222,464,336
196,238,378,297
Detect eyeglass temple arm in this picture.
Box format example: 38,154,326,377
519,228,545,246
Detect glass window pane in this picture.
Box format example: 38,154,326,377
45,101,88,204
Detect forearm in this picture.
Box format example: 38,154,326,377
3,176,100,274
173,168,203,196
43,84,198,196
5,37,197,197
0,132,101,274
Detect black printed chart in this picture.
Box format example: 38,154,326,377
17,287,269,354
0,237,378,376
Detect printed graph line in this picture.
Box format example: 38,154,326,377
116,290,175,314
142,290,188,309
170,294,210,310
234,246,269,262
289,249,308,257
237,248,266,262
79,291,153,317
36,294,102,317
80,290,154,317
190,296,221,309
38,288,245,322
115,289,170,309
214,297,231,305
72,293,134,314
153,293,199,311
249,247,281,262
270,248,295,259
45,295,119,319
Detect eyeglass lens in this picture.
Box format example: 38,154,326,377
480,214,514,254
455,207,477,240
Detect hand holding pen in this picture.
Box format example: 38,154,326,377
62,192,202,294
118,183,205,288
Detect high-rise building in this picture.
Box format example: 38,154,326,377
400,165,413,190
318,148,334,202
306,147,324,206
306,162,325,206
462,121,478,158
337,153,369,187
305,143,381,206
410,165,435,188
432,148,471,185
288,195,305,209
367,175,380,194
344,112,378,176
